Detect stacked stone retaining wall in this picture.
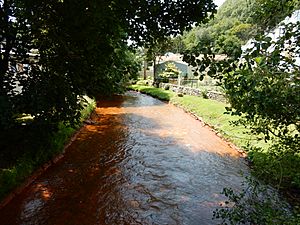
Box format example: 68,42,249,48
159,83,226,102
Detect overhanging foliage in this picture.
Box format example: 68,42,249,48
0,0,216,129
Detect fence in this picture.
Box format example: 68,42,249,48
166,78,222,92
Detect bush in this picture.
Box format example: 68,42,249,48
201,89,208,99
213,177,300,225
159,62,181,82
136,80,151,86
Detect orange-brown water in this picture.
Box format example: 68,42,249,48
0,92,248,224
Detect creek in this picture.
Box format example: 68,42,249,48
0,92,248,225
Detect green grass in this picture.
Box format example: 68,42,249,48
0,97,96,201
130,84,175,101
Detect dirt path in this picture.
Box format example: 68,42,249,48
0,92,248,225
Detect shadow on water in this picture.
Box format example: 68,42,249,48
0,92,248,225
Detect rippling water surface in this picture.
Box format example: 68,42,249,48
0,92,248,225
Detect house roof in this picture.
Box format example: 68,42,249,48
157,53,183,63
156,53,227,65
158,60,189,66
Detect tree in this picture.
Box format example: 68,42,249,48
197,0,300,145
0,0,217,129
214,0,255,23
249,0,300,31
169,36,186,54
183,1,300,189
228,23,254,41
222,28,300,146
215,34,242,58
181,0,257,61
185,14,300,148
159,62,180,82
182,0,300,220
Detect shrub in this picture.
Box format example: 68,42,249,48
201,89,208,99
213,177,300,225
164,85,170,90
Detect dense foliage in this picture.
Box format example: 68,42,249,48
0,0,216,129
213,177,300,225
249,0,300,31
174,0,300,57
182,0,300,192
179,0,300,222
179,0,256,57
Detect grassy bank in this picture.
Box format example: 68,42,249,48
0,97,96,201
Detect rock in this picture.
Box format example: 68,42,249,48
129,200,140,208
84,119,99,125
159,83,226,102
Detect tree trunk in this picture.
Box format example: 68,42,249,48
153,58,156,82
0,0,10,92
143,60,147,80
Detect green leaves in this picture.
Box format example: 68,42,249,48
182,7,300,162
1,0,217,129
213,176,298,225
250,0,298,31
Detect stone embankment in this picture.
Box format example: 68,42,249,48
159,83,226,102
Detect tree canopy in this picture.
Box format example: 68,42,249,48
176,0,300,58
179,0,256,57
183,0,300,169
0,0,216,129
179,1,300,216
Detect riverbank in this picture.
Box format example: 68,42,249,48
128,83,300,208
0,97,96,204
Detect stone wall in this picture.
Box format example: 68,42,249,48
206,91,227,103
159,83,226,102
